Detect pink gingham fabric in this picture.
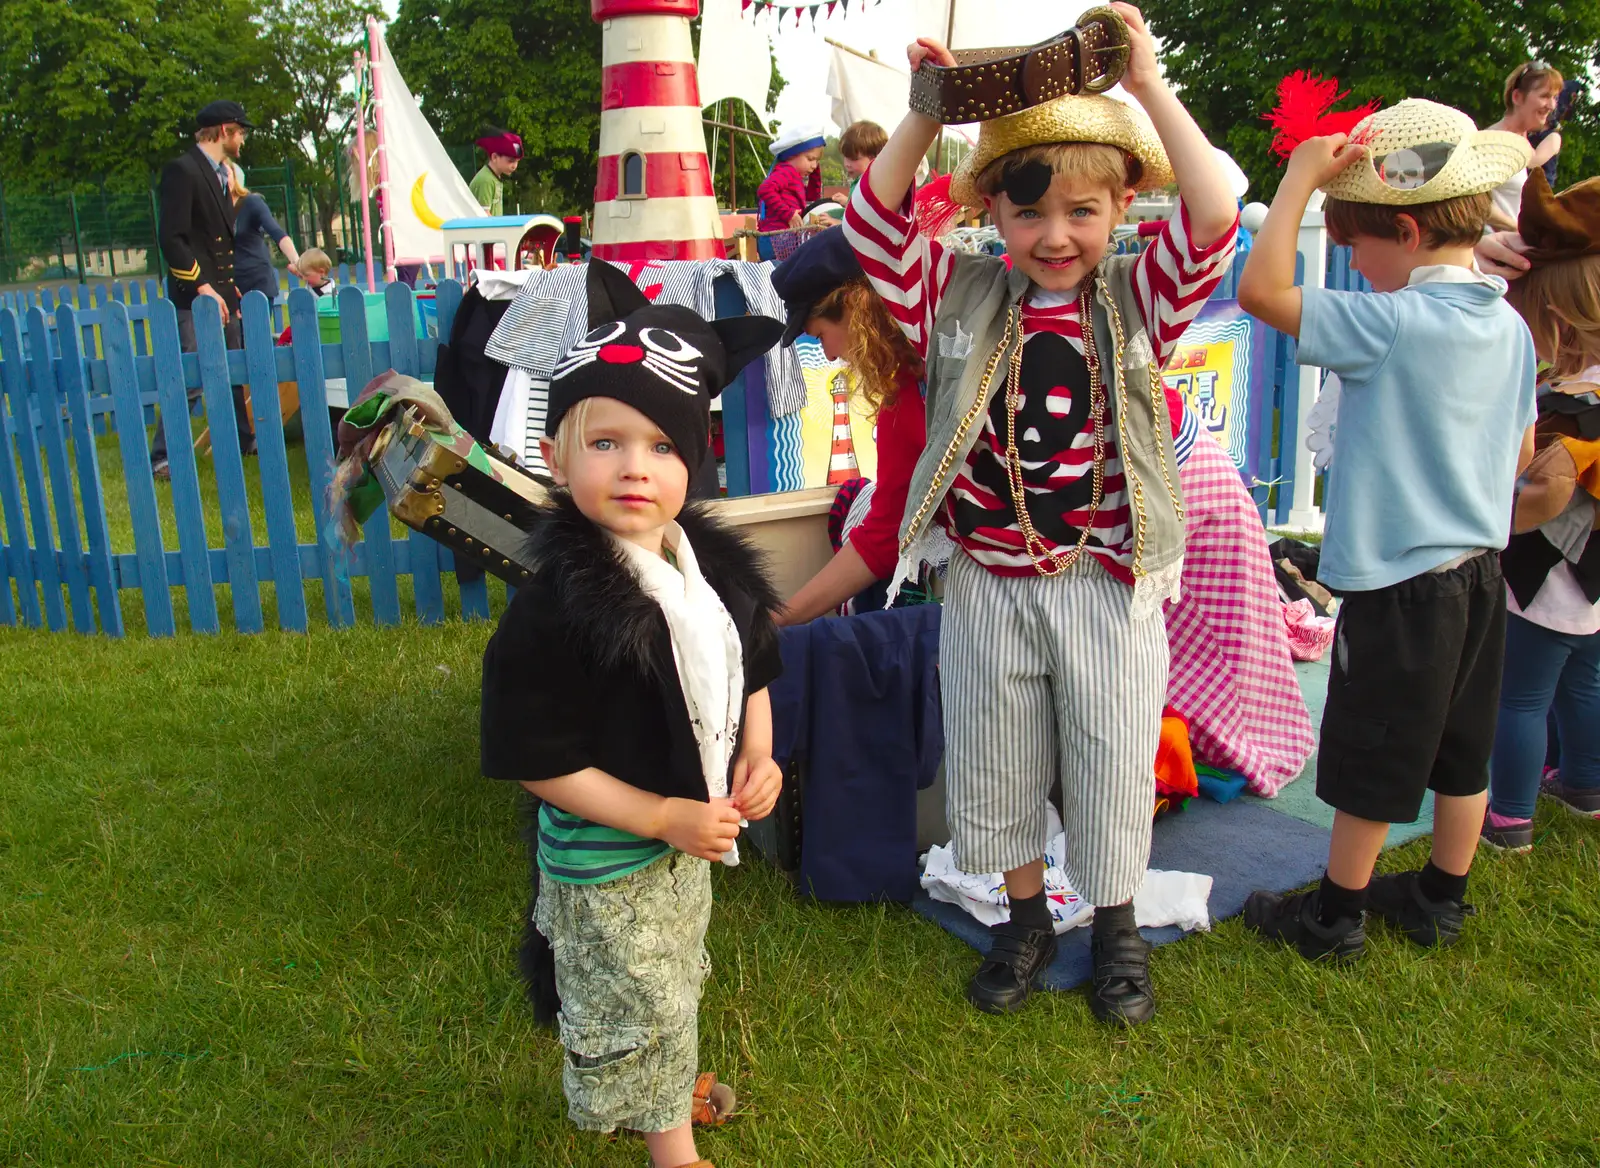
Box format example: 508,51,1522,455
1164,431,1315,796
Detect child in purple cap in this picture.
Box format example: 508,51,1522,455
471,126,523,216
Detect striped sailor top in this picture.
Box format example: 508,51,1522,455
843,170,1236,582
536,803,672,884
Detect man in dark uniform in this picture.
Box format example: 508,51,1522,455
151,99,257,478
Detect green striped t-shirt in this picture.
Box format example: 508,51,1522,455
537,803,672,885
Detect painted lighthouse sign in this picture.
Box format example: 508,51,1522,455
591,0,725,260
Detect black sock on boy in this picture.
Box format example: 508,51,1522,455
1008,889,1053,932
1092,900,1136,934
1316,872,1368,927
1418,860,1468,905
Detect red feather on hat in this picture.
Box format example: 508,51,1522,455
913,173,967,240
1263,72,1380,162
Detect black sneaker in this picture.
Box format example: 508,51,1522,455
1242,889,1366,962
966,920,1057,1014
151,459,171,481
1366,870,1476,948
1479,815,1534,854
1087,921,1156,1027
1540,775,1600,819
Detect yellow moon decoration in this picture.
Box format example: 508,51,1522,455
411,174,445,230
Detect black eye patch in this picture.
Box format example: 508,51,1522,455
1000,160,1054,207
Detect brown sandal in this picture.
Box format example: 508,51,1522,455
690,1072,736,1126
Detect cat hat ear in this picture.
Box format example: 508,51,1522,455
545,265,784,473
584,258,652,328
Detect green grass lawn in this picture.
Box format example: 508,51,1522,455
4,622,1600,1165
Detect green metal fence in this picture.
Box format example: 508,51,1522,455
0,146,487,288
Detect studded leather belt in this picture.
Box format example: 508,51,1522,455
907,6,1131,125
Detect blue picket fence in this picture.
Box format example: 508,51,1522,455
0,262,398,351
0,279,470,638
0,247,1363,639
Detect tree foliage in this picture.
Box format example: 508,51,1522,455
0,0,293,190
387,0,604,214
264,0,383,246
1141,0,1600,202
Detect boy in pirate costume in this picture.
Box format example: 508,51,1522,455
844,3,1240,1024
480,262,786,1168
1238,97,1536,958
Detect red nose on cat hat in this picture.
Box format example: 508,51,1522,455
545,262,785,473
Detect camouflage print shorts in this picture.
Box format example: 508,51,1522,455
534,851,712,1133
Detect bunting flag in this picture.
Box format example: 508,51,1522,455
741,0,882,16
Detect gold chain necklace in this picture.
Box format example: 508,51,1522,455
898,273,1186,581
897,308,1018,555
1002,282,1107,577
1099,284,1184,575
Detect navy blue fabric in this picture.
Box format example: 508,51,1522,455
769,605,943,902
770,226,863,346
232,193,288,300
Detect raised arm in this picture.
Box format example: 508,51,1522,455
865,38,952,211
1239,135,1364,338
1114,4,1235,248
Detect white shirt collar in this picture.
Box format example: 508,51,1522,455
1407,262,1505,292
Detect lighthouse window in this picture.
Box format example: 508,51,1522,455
621,152,646,199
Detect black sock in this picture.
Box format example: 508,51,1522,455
1418,860,1468,904
1008,889,1052,932
1092,900,1136,934
1316,872,1368,927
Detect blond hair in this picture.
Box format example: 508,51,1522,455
975,142,1139,200
228,163,249,201
1504,61,1564,114
1511,254,1600,379
298,247,332,275
808,279,922,417
545,397,597,472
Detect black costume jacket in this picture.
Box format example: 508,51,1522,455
159,145,239,312
1503,388,1600,608
480,493,784,801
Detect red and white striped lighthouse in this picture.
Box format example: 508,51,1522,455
826,371,859,484
591,0,724,261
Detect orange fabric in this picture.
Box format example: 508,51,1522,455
690,1072,735,1127
1154,714,1199,800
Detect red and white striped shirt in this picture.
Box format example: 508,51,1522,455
843,171,1237,581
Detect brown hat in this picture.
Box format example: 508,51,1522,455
1518,169,1600,264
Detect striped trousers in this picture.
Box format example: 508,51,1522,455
943,549,1168,906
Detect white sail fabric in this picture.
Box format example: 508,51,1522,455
369,21,485,265
772,0,1116,133
825,45,911,141
697,0,773,127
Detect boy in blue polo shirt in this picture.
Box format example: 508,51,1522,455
1238,98,1537,960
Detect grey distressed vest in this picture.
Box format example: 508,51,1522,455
897,251,1186,606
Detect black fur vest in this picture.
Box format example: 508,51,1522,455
480,492,783,803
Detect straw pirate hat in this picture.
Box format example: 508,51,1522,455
1518,169,1600,263
1320,98,1531,205
947,92,1173,208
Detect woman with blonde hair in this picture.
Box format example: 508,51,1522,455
1486,60,1566,230
228,162,305,312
